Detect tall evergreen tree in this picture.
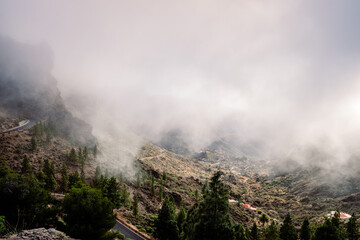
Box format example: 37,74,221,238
201,181,209,195
95,166,101,185
21,155,32,175
93,145,98,157
183,203,200,239
264,221,279,240
105,177,120,207
347,214,358,240
80,167,86,183
150,175,155,196
260,213,269,225
155,195,179,240
60,164,69,191
69,171,82,189
314,218,340,240
78,148,84,166
31,136,37,151
159,178,164,201
69,148,77,162
136,172,141,188
83,147,88,160
250,222,259,240
132,194,139,217
193,171,234,240
234,223,247,240
194,189,199,202
43,159,56,191
300,217,311,240
280,213,297,240
177,203,187,238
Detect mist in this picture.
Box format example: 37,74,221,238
1,1,360,176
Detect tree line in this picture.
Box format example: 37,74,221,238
154,171,359,240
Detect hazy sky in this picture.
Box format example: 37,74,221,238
1,1,360,166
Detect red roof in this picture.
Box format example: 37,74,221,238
340,212,351,219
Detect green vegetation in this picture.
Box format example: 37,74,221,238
133,194,139,217
300,217,311,240
280,213,297,240
31,136,37,151
264,221,280,240
250,222,259,240
260,213,269,225
43,159,56,191
63,186,116,240
0,216,5,235
0,165,53,230
60,164,69,191
21,155,32,175
155,195,179,240
93,144,98,158
150,175,155,196
347,214,358,240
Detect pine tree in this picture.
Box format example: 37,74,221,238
36,170,46,187
69,171,82,188
43,159,56,191
69,148,77,162
250,222,259,240
201,181,209,195
162,171,167,181
78,148,84,165
105,177,120,207
193,171,234,240
95,166,101,185
260,213,269,225
21,155,32,175
194,189,199,202
155,195,179,240
314,218,341,240
61,164,69,191
300,217,311,240
347,213,358,240
132,194,139,217
264,221,280,240
159,178,164,201
177,203,187,237
280,213,297,240
81,167,86,183
93,145,98,157
46,128,52,143
136,172,141,188
33,122,41,137
83,147,88,160
150,175,155,196
31,136,37,151
233,223,247,240
119,187,131,208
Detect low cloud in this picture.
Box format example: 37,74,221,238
1,0,360,176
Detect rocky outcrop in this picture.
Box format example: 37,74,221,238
6,228,75,240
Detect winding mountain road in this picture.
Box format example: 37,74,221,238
112,220,147,240
0,119,35,134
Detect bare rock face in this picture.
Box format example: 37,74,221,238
6,228,76,240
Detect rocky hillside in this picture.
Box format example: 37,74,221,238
6,228,75,240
